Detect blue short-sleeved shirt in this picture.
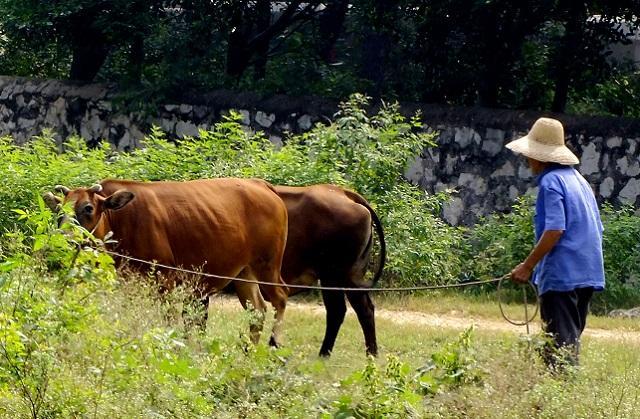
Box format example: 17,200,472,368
533,165,605,295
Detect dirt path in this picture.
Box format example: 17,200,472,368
212,296,640,344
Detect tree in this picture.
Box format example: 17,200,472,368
223,1,321,80
549,0,640,112
316,0,350,64
0,0,160,81
1,0,639,117
470,0,554,108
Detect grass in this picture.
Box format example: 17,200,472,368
210,292,640,418
1,266,639,418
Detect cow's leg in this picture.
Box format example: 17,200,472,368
346,291,377,356
319,289,347,357
235,277,268,345
197,294,210,329
181,296,210,331
259,275,288,348
172,271,211,331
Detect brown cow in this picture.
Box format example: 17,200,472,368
45,178,289,346
275,184,385,357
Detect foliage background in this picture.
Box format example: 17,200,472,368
0,1,638,116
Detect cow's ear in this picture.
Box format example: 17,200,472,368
55,185,71,196
43,192,62,212
104,190,135,210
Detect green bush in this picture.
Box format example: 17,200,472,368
464,197,640,313
594,205,640,313
416,327,484,395
0,206,320,417
568,69,640,118
0,94,465,287
463,196,535,282
0,203,117,417
328,328,483,418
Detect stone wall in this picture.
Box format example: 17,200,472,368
406,124,640,224
0,76,331,150
1,76,639,224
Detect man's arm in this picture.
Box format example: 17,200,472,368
511,230,564,283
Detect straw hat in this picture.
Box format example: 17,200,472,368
505,117,579,165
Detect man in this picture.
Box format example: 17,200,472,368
506,117,605,368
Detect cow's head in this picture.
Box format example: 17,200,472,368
44,184,135,234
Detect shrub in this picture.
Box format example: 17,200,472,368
0,203,117,417
594,205,640,313
328,328,483,418
463,196,535,282
0,94,466,287
416,327,484,395
568,69,640,118
328,355,422,418
0,205,316,417
0,93,637,302
464,197,640,312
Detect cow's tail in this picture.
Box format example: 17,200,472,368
343,189,386,287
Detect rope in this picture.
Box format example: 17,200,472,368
97,247,507,292
91,247,538,330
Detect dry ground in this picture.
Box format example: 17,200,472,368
211,294,640,344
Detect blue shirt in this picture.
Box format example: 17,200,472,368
533,165,605,295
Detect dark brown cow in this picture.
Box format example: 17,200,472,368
45,178,289,346
275,184,385,357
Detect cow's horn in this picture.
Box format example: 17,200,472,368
43,192,61,212
55,185,70,195
89,184,103,193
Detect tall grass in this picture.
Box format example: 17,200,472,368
0,212,638,417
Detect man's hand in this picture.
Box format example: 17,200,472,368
511,262,533,284
510,230,563,285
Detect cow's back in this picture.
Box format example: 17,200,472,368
100,178,287,284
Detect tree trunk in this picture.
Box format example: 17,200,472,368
226,5,251,79
69,38,109,81
359,0,395,98
360,32,388,97
225,0,309,79
317,0,349,63
68,11,109,82
253,0,271,80
477,9,500,107
551,67,571,113
226,36,251,79
551,3,586,113
128,34,145,85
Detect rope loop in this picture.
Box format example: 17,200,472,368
497,276,539,332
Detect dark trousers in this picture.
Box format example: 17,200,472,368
539,287,594,367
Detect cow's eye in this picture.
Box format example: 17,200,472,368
84,205,94,214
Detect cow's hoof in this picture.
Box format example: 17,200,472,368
318,350,331,358
366,347,378,357
268,336,280,348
